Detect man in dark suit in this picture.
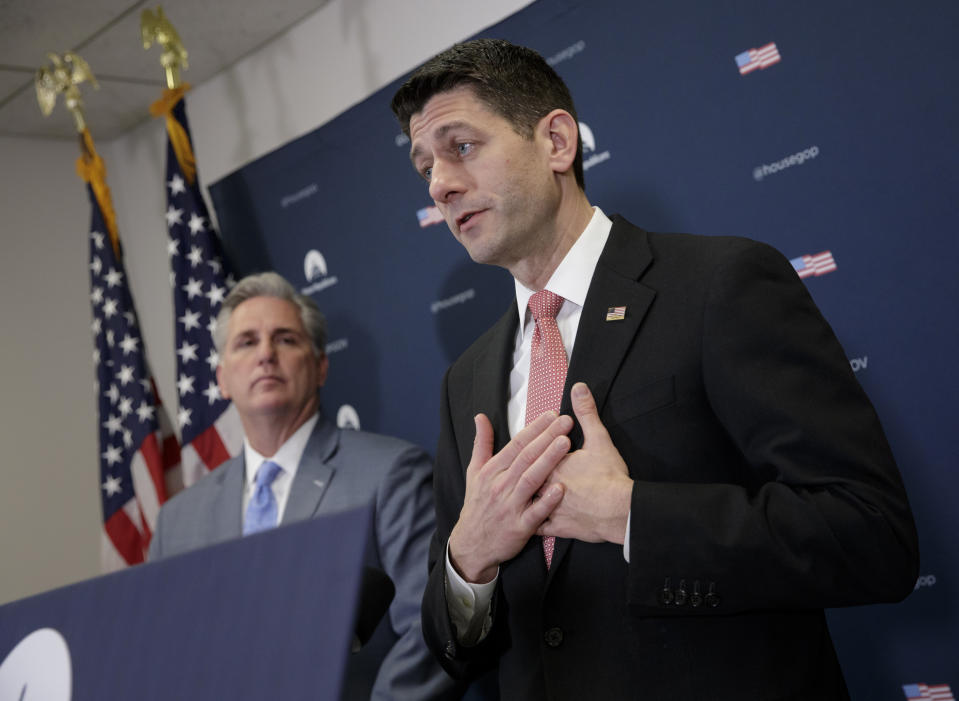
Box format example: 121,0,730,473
391,39,919,699
148,272,458,700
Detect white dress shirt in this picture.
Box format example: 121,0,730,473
445,208,623,645
241,412,319,525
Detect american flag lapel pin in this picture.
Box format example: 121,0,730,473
605,306,626,321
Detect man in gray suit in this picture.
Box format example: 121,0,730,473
149,272,458,700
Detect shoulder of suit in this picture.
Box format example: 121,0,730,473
335,426,427,460
160,455,239,510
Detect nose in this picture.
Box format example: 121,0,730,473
428,159,464,204
255,338,277,364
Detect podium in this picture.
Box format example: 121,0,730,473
0,504,374,700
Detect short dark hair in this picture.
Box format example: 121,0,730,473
391,38,584,189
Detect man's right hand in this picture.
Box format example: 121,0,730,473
448,411,573,584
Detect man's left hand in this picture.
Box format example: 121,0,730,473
538,382,633,544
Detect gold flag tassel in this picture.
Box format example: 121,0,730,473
149,85,196,185
75,129,121,257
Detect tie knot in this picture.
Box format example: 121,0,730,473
528,290,564,320
255,460,282,489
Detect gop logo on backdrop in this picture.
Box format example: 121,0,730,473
337,404,361,431
579,121,611,172
301,249,338,295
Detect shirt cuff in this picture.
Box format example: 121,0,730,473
623,509,631,563
444,540,497,646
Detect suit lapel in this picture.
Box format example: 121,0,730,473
212,454,246,539
550,217,657,577
472,305,518,454
281,418,337,524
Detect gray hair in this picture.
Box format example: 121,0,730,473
213,272,327,357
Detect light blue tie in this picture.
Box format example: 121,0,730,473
243,460,283,536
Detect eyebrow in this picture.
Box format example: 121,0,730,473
409,121,473,164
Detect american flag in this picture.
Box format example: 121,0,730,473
790,250,837,279
417,205,445,228
82,130,181,567
736,42,782,75
163,94,243,486
903,683,956,701
605,306,626,321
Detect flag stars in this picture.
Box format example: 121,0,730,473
206,283,226,307
102,445,123,467
208,258,222,275
104,267,124,288
187,245,204,267
103,414,122,435
206,348,219,371
122,429,133,449
182,277,203,299
168,238,180,257
102,298,119,319
124,311,136,326
203,381,222,405
118,396,133,417
177,340,199,363
102,474,123,496
179,309,202,331
165,205,184,227
136,401,156,423
106,384,120,404
177,373,196,396
140,378,153,394
91,231,105,249
117,365,134,385
168,174,186,196
91,256,103,276
90,286,104,305
119,334,140,355
177,406,192,428
188,213,206,235
91,317,102,335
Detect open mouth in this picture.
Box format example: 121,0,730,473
457,210,482,227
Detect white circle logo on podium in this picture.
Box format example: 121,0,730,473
0,628,72,701
337,404,361,431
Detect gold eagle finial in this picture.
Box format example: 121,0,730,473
141,6,189,89
35,51,99,132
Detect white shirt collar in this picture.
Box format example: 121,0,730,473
243,412,320,486
514,207,612,331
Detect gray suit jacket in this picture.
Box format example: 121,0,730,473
149,415,458,700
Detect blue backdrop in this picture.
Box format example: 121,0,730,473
209,1,958,697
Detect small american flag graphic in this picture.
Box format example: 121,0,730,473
606,306,626,321
790,251,837,279
417,205,445,228
903,683,955,701
736,42,781,75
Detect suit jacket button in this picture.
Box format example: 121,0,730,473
690,581,703,608
674,579,688,606
444,641,456,659
659,577,674,605
706,582,720,608
544,627,564,647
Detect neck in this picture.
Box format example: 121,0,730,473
509,187,594,291
241,400,318,457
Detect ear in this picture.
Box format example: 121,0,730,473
216,363,231,400
541,109,579,176
316,353,330,388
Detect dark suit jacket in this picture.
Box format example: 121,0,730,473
149,415,459,700
422,217,918,700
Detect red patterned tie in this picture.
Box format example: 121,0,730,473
525,290,568,568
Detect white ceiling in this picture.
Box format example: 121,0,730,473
0,0,330,140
